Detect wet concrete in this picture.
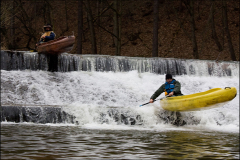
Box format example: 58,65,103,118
1,105,75,124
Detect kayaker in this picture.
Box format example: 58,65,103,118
36,24,56,46
149,74,183,103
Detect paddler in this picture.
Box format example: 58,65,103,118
149,74,183,103
36,24,56,46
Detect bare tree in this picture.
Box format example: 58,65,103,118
86,0,97,54
77,0,83,54
210,0,223,52
222,0,236,61
172,3,191,40
14,0,38,50
118,0,122,56
94,1,122,54
64,0,69,32
184,0,199,59
1,0,21,49
43,0,52,24
97,0,102,54
10,0,16,49
152,0,159,57
189,0,199,59
113,0,121,56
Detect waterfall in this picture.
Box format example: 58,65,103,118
1,50,239,131
1,50,238,76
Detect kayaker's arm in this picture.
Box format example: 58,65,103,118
168,92,174,96
173,80,182,95
150,84,165,101
44,32,55,41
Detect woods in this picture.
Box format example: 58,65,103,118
0,0,239,61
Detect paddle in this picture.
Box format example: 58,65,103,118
139,95,169,107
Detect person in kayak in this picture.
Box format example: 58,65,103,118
36,24,56,46
149,74,183,103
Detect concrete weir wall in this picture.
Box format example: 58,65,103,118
1,50,239,124
1,50,239,76
1,105,75,124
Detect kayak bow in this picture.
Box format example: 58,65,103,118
160,87,237,111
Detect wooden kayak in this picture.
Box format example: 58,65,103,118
160,87,237,112
37,36,75,55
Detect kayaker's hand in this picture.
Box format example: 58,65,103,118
149,99,154,103
168,92,174,96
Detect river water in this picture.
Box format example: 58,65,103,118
1,64,239,159
1,123,239,159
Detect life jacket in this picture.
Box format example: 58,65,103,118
40,31,56,42
164,79,175,95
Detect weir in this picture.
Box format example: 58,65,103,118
1,50,239,126
1,50,239,76
0,105,200,126
1,105,75,124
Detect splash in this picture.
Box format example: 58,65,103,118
1,69,238,132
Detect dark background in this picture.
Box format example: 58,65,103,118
1,0,239,61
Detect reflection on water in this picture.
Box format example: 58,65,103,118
1,124,239,159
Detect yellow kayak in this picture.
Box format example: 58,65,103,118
160,87,237,112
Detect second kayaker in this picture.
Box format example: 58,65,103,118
36,24,56,46
149,74,183,103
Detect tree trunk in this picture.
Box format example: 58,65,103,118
11,0,16,50
210,0,223,52
15,0,37,50
77,0,83,54
44,0,52,24
222,0,236,61
113,0,121,56
118,0,121,56
34,0,37,38
190,0,199,59
152,0,159,57
113,0,118,55
86,0,97,54
65,0,69,32
97,0,102,54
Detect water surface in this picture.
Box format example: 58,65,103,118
1,123,239,159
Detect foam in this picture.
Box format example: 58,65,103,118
1,70,239,132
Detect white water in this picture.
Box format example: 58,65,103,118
1,70,239,133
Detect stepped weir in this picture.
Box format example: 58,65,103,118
1,50,239,125
1,50,238,76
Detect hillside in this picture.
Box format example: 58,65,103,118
1,0,239,61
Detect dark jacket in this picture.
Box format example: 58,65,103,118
44,32,55,42
150,79,183,100
39,31,56,43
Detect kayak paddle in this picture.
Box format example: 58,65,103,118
139,95,169,107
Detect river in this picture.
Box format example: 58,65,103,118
1,123,239,159
1,52,239,159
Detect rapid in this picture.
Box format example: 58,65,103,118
1,69,239,132
1,51,239,159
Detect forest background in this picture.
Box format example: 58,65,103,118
1,0,239,61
